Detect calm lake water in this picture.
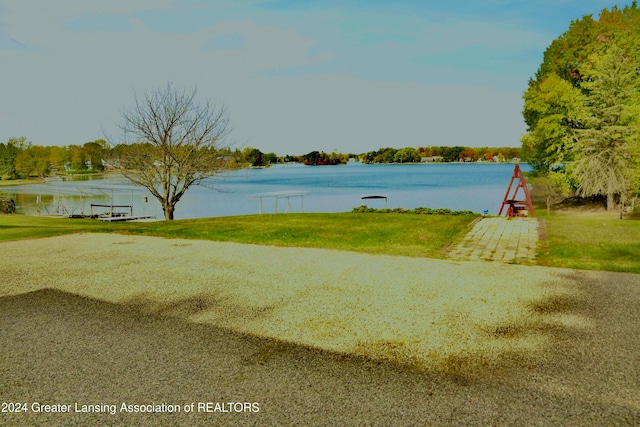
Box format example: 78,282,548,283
2,162,531,219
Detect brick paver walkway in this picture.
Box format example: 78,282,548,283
448,217,539,263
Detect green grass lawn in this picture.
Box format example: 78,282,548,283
0,215,116,241
2,209,639,273
0,213,477,259
537,212,640,273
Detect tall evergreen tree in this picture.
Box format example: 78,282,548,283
572,44,640,209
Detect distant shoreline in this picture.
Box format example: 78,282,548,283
0,171,120,187
282,160,528,166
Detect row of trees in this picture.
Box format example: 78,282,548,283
238,147,278,167
0,139,280,179
1,136,525,180
238,145,522,166
360,146,522,164
0,136,281,179
300,151,348,165
0,137,109,179
522,2,640,210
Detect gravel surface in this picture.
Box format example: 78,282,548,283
1,233,639,426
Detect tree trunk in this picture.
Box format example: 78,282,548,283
607,192,616,211
163,203,175,220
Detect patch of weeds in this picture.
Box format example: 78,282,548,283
351,205,479,216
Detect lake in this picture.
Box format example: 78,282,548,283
1,162,531,219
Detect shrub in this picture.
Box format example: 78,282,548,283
351,206,478,216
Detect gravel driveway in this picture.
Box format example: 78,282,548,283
1,234,639,426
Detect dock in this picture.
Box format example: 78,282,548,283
97,215,157,222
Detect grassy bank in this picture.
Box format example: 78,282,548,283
0,215,115,241
0,178,42,187
0,213,477,259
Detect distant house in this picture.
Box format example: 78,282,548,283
102,158,124,170
421,156,444,163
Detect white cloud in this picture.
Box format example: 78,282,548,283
203,20,337,72
2,1,171,47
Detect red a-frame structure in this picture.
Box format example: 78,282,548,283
498,164,535,217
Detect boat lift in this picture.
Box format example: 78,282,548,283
361,195,388,208
250,190,310,214
34,185,155,221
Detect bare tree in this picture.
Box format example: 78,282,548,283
110,83,234,220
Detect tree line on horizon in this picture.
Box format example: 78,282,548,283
357,146,522,164
247,145,523,166
0,137,110,179
0,137,524,179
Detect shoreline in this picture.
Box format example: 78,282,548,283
0,171,117,187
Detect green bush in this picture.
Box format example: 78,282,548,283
0,198,16,214
351,205,478,216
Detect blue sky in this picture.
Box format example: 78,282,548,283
0,0,629,154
